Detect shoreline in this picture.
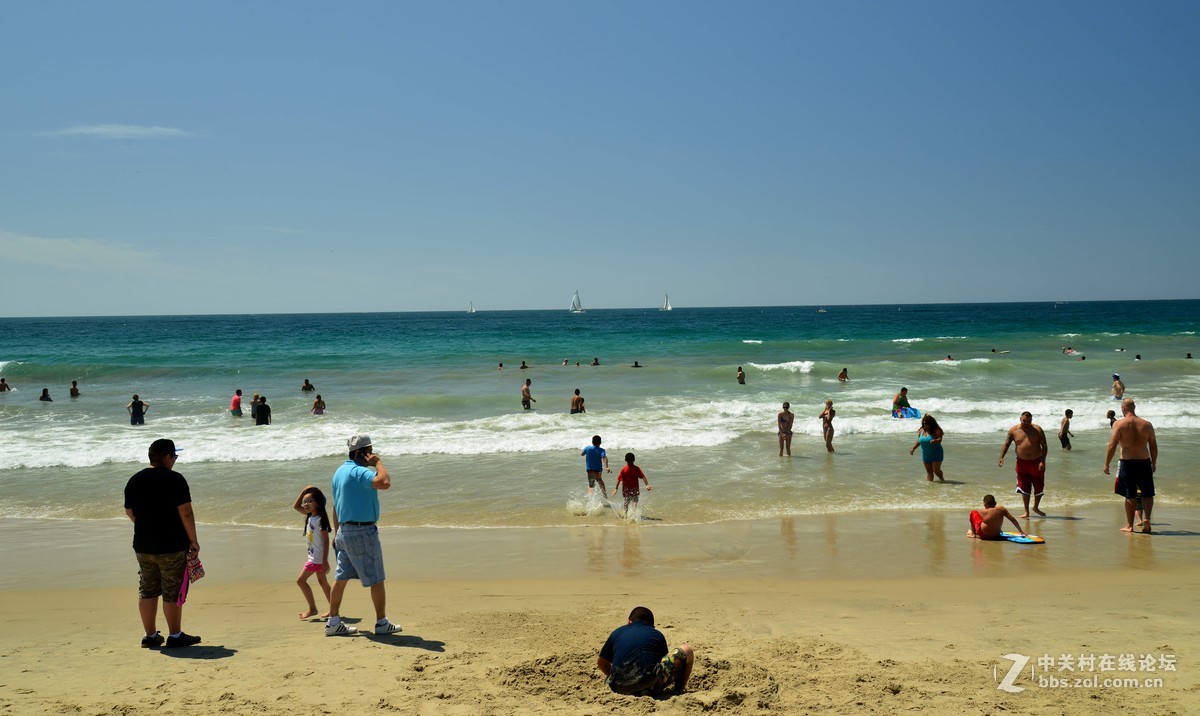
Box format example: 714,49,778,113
5,503,1200,591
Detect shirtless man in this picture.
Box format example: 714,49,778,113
736,367,745,385
0,378,10,392
521,379,535,410
777,402,794,457
1103,398,1158,534
570,388,585,414
998,411,1048,518
892,387,910,415
1111,373,1124,400
837,368,849,383
966,494,1027,539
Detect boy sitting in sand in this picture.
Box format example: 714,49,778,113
967,495,1027,540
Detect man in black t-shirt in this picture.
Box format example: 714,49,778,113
123,438,201,649
597,606,695,697
256,396,272,426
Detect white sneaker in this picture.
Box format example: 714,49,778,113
374,621,403,635
325,622,358,636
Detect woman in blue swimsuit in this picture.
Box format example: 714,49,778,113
909,414,945,481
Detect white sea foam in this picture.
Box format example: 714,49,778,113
742,340,763,344
892,338,924,343
747,361,814,374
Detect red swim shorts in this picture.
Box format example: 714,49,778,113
1014,458,1045,496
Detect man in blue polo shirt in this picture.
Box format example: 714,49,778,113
325,434,402,637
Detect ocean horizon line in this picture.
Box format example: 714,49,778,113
3,297,1197,321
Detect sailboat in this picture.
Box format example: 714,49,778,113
467,301,476,314
660,294,672,311
569,290,584,314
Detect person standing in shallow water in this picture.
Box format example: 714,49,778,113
736,367,745,384
998,411,1048,518
256,396,272,425
521,379,535,410
777,402,794,457
910,414,945,481
127,394,148,424
819,400,835,453
570,389,585,414
1104,398,1158,534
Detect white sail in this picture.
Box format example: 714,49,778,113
569,290,584,313
468,301,475,314
660,294,672,311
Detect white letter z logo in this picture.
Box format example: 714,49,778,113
996,653,1030,693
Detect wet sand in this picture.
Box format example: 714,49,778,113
2,507,1198,714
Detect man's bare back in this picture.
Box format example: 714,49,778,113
967,496,1025,539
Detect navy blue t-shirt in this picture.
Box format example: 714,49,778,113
599,620,668,690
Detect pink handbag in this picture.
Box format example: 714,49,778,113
176,554,205,606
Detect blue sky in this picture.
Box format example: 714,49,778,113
2,1,1197,316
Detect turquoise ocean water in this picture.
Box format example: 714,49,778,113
1,301,1197,529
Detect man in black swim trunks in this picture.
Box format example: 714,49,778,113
1103,399,1158,534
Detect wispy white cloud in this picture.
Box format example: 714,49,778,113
0,229,160,271
38,124,196,139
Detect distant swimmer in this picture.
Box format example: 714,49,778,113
777,402,794,457
836,368,849,383
1188,353,1194,359
520,361,529,370
631,361,642,368
39,388,53,402
892,387,911,413
1111,373,1125,400
0,378,10,392
256,395,272,426
70,381,80,398
819,400,835,453
301,379,316,393
1104,398,1158,534
1135,354,1142,361
1106,409,1117,427
230,389,243,417
563,359,569,366
967,495,1027,540
127,394,148,424
736,366,745,385
581,435,611,496
1058,409,1074,451
250,392,261,421
945,355,953,361
909,414,945,482
1078,355,1086,361
571,388,585,414
311,394,326,415
998,411,1048,518
498,362,503,371
521,379,535,410
591,357,600,366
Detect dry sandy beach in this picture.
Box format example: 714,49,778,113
2,508,1198,715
